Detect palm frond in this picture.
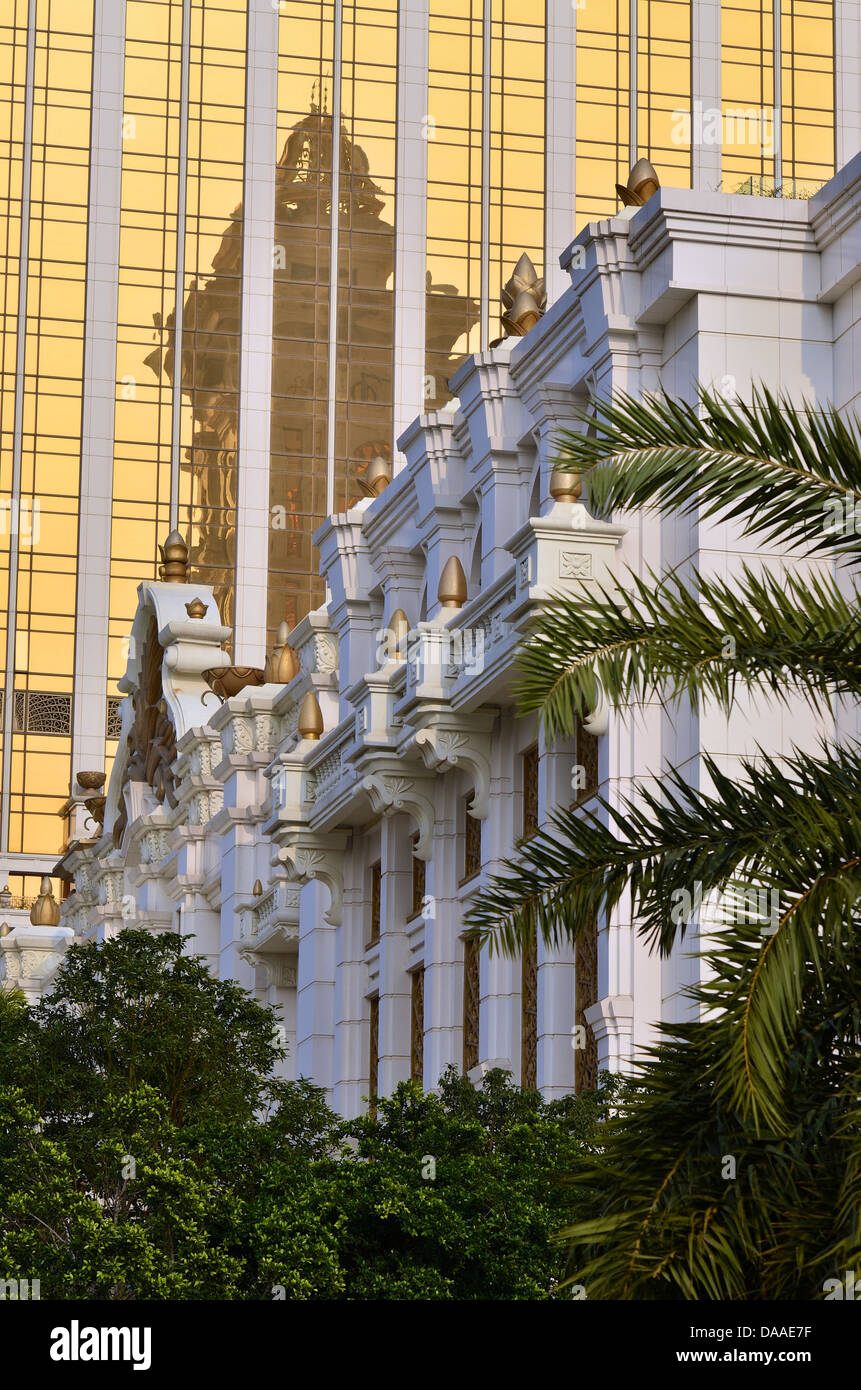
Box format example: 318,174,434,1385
466,742,861,1123
517,562,861,739
553,386,861,563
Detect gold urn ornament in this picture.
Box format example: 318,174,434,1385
203,665,266,699
185,596,208,620
265,621,300,685
549,468,583,503
615,157,661,207
76,770,106,793
501,253,547,337
30,876,61,927
84,796,107,826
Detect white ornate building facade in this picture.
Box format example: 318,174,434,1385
5,152,861,1114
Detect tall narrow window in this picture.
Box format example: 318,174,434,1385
522,744,539,840
410,832,425,920
369,859,381,945
368,994,379,1116
410,967,424,1084
521,745,540,1089
461,792,482,884
462,936,480,1073
574,716,599,1093
521,938,538,1091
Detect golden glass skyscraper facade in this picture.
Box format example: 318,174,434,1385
0,0,848,888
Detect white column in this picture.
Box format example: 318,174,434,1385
544,0,578,302
482,711,518,1072
296,880,336,1098
691,0,722,192
378,816,413,1094
233,0,278,664
73,0,126,774
393,0,430,464
333,853,369,1117
423,783,462,1086
836,1,861,172
539,731,578,1095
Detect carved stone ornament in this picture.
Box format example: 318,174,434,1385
413,716,493,819
362,771,435,860
114,614,178,848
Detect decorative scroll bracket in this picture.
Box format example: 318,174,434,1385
408,707,496,820
361,770,436,861
277,831,348,926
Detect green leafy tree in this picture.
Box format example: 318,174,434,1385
247,1067,617,1301
0,929,613,1299
466,386,861,1298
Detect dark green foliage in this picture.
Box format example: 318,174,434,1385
466,386,861,1297
0,930,611,1299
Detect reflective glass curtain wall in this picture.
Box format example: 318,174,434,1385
0,1,842,879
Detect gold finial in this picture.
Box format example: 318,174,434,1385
357,455,392,498
616,157,660,207
298,690,324,741
252,879,263,897
158,529,189,583
386,608,410,662
501,253,547,337
185,597,208,619
438,555,468,609
549,468,583,502
265,621,300,684
0,922,9,937
30,876,60,927
0,884,10,907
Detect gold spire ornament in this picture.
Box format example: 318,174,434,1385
158,530,189,583
386,608,410,662
616,157,661,207
298,690,324,740
265,621,300,684
30,876,61,927
357,455,392,498
438,555,468,610
501,253,547,337
253,879,263,897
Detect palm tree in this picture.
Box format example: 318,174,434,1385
465,387,861,1298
